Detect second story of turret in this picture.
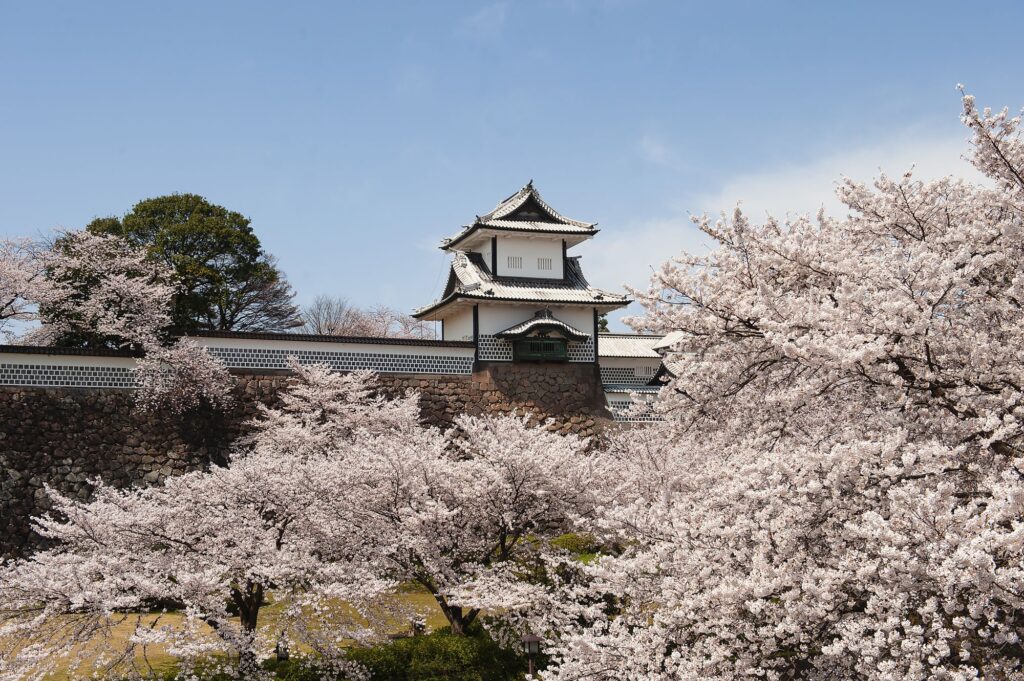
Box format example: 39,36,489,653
439,181,597,280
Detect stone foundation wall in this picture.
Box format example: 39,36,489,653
380,361,609,436
0,376,286,557
0,362,610,557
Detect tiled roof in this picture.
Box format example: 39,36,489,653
653,330,686,354
475,219,594,233
414,252,631,318
495,309,590,341
662,357,688,377
478,181,594,228
603,384,663,394
442,182,598,249
598,334,664,358
0,344,141,357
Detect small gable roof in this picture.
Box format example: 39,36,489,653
495,309,590,341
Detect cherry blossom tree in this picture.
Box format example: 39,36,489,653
239,358,423,458
0,238,50,342
25,230,176,348
0,230,234,413
0,361,430,680
239,358,600,638
133,338,236,414
328,413,600,636
481,92,1024,680
0,450,381,681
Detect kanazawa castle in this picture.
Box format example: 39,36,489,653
413,182,667,413
414,181,629,361
0,183,672,420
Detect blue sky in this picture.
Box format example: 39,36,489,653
2,1,1022,329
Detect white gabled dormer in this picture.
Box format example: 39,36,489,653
439,181,597,281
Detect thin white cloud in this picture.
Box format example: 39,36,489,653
639,133,673,166
694,129,981,220
576,213,707,293
580,127,983,313
459,3,509,41
638,133,697,172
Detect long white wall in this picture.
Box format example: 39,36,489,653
0,335,479,388
190,336,475,375
0,350,138,388
0,328,665,390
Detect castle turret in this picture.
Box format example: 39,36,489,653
414,182,630,363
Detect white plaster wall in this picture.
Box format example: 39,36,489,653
476,240,492,273
478,305,534,334
494,236,564,278
554,307,595,331
477,304,595,336
190,336,476,359
443,308,474,341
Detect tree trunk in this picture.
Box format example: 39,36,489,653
420,576,480,636
438,601,479,636
233,584,265,678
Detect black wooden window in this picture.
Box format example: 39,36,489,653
513,338,568,361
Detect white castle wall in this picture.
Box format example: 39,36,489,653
0,332,662,422
598,356,662,385
477,240,492,272
190,336,476,375
0,336,478,389
493,236,564,278
442,308,474,342
477,305,594,336
0,350,138,388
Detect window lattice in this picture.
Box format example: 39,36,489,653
479,335,592,363
478,335,514,361
507,255,523,269
537,257,552,270
566,336,595,363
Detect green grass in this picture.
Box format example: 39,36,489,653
34,585,449,680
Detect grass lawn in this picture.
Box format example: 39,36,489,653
35,585,448,680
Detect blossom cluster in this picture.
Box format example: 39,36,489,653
481,91,1024,680
0,230,233,413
